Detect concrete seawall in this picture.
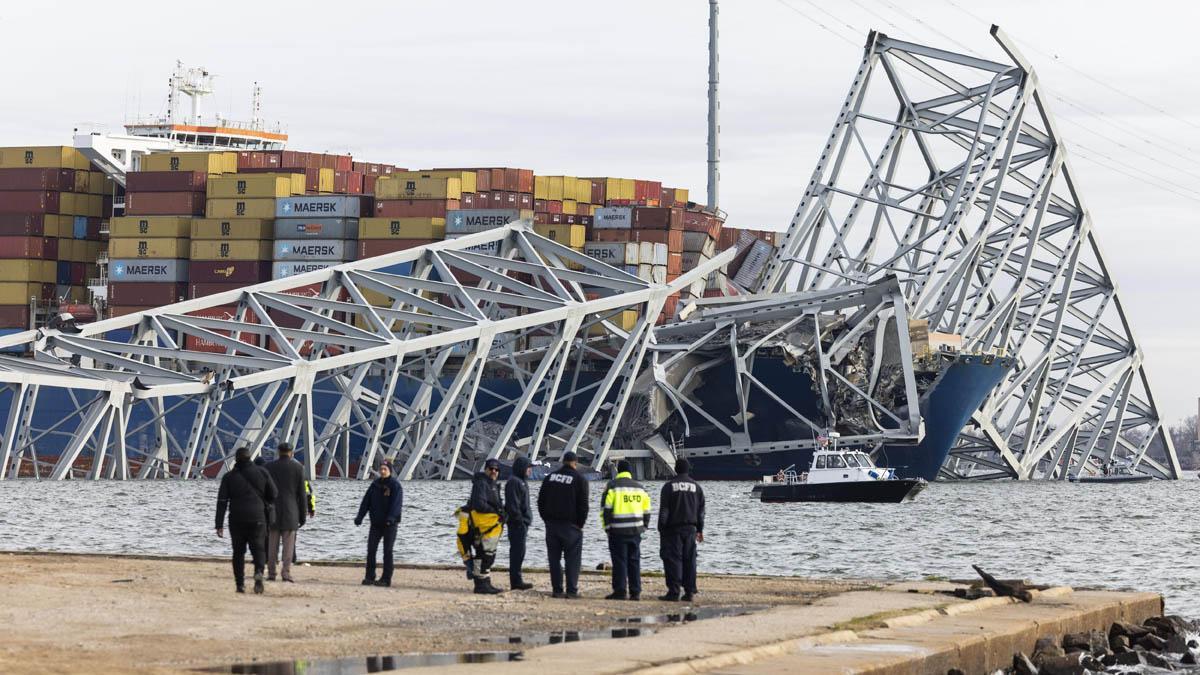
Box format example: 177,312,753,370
0,552,1163,674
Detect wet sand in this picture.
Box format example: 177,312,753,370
0,552,859,674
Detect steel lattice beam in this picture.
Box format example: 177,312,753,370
0,223,731,480
756,27,1177,479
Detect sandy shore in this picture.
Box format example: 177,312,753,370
0,552,860,674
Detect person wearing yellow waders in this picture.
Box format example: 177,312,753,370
601,459,652,601
456,458,505,594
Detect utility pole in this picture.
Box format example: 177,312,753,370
707,0,720,211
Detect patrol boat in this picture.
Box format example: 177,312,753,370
1068,461,1154,484
754,435,925,503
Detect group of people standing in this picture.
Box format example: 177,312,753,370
457,452,706,601
215,447,706,602
213,443,313,593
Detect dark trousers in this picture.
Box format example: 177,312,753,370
229,520,266,587
607,533,642,596
660,525,698,594
508,523,528,587
545,520,583,594
365,522,398,583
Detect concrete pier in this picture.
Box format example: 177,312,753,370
0,553,1162,674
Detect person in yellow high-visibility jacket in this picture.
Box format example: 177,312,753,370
600,459,651,600
456,458,505,594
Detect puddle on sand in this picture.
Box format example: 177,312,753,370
483,605,763,648
199,651,522,674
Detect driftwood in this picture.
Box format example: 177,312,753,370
972,565,1034,602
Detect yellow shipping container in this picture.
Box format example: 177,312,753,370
110,216,192,238
587,309,638,335
141,152,234,175
85,241,103,263
108,238,190,259
534,224,586,248
206,198,276,219
317,168,334,193
574,178,591,204
674,188,689,205
562,199,577,215
72,170,89,193
59,193,103,217
358,217,446,239
190,240,273,261
0,146,88,169
190,218,274,240
0,283,48,305
36,215,69,238
605,178,635,201
0,260,56,283
390,171,477,194
375,176,462,200
208,175,296,199
87,171,107,195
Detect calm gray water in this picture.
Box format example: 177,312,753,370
2,479,1197,612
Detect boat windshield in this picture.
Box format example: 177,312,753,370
855,452,874,467
814,456,827,469
828,455,847,469
842,453,862,467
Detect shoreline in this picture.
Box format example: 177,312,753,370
0,551,1164,674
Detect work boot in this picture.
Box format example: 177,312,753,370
511,581,534,591
681,592,695,603
629,594,641,601
605,591,627,600
565,591,581,599
473,577,503,595
374,579,391,587
267,574,276,582
551,591,566,599
235,585,245,594
253,572,264,595
658,592,680,602
361,578,375,586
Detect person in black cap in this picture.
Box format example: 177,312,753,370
354,459,403,587
658,457,705,601
505,455,534,590
459,458,504,594
601,459,651,600
215,446,278,594
537,450,589,598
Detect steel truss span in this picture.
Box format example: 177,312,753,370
757,27,1177,479
0,223,730,480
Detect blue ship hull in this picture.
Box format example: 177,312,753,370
683,354,1012,482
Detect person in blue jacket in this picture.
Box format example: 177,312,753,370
355,459,404,587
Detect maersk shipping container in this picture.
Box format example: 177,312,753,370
276,195,362,219
109,258,189,283
272,261,339,279
592,207,633,229
274,239,353,262
445,209,522,235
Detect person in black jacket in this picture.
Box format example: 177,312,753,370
461,458,504,594
265,442,307,582
354,460,404,587
505,456,534,590
537,450,589,598
215,446,278,594
657,458,706,601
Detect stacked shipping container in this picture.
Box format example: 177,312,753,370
0,146,106,336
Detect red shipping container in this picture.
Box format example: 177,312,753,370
263,152,282,169
363,175,379,195
86,217,102,239
332,170,348,194
189,282,244,300
69,262,85,285
518,193,533,210
110,282,187,306
0,214,48,237
460,193,478,209
474,169,491,192
632,207,683,230
236,152,265,170
516,169,534,193
303,153,321,170
126,171,207,192
109,305,156,318
579,215,593,227
335,155,352,172
503,192,519,208
189,260,272,284
303,168,320,193
546,200,562,214
586,178,606,204
667,253,682,276
533,212,549,225
0,168,74,191
346,171,364,195
125,191,206,216
0,305,31,328
487,192,503,209
103,195,113,214
0,191,60,214
0,236,57,258
358,238,438,258
319,154,337,170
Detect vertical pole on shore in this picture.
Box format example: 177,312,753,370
707,0,720,211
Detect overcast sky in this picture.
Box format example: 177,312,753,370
2,0,1197,423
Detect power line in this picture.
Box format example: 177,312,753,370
1068,149,1200,206
770,0,862,49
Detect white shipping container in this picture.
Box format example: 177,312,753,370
583,241,638,266
637,263,652,282
446,209,521,235
652,265,667,285
638,241,668,265
275,239,352,261
592,206,634,229
681,251,710,272
273,261,337,279
732,240,774,288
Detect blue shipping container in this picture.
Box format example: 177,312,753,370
73,216,88,240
